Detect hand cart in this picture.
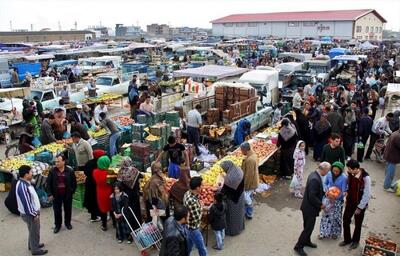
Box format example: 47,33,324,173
122,206,163,253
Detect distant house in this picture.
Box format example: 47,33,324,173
211,9,386,40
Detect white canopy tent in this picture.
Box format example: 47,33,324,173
173,65,248,80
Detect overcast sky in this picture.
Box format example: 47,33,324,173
1,0,399,31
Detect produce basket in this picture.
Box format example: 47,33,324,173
73,184,85,201
363,244,396,256
364,236,397,256
72,199,84,209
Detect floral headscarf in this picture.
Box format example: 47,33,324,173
117,157,139,189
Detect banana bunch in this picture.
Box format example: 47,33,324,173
0,156,33,172
30,143,65,155
201,155,244,186
88,128,107,138
145,134,161,142
139,172,151,191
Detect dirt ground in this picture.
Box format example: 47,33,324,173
0,102,399,255
0,154,399,256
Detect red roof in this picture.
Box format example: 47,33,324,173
211,9,386,24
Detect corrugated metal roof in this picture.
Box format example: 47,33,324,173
211,9,386,24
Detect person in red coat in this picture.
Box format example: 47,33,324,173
93,155,112,231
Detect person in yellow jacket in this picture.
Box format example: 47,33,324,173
240,141,259,219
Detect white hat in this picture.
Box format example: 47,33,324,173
76,104,83,109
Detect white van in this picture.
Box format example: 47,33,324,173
239,66,279,106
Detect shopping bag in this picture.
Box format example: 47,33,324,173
395,180,400,196
32,137,41,147
289,175,298,193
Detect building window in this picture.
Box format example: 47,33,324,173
370,26,374,33
365,36,369,40
379,27,382,33
356,26,362,33
288,22,299,27
223,23,233,27
375,27,378,33
303,21,315,27
236,23,246,27
248,23,257,27
365,27,369,33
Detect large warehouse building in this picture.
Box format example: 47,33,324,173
211,9,386,40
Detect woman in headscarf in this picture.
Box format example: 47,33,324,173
169,166,191,208
220,160,245,236
319,161,348,239
93,155,113,231
291,140,306,199
117,157,142,230
84,149,105,222
143,162,169,223
342,108,356,160
277,118,298,179
312,113,332,161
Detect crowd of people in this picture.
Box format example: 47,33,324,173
5,41,400,256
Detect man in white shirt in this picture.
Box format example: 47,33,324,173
364,112,393,160
292,87,304,109
187,104,202,155
139,96,154,117
16,165,48,255
303,82,313,99
94,102,108,124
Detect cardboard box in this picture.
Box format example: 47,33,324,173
215,86,225,94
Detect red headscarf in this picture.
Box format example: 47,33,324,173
93,149,106,159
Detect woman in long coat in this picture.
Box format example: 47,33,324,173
313,113,332,161
83,149,105,221
220,160,245,236
143,162,169,223
93,155,113,231
117,157,142,230
277,118,298,179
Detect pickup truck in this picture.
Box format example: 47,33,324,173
92,72,138,96
0,88,85,114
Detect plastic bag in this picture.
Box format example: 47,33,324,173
32,137,41,148
289,175,298,193
394,180,400,196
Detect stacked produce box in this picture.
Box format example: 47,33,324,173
363,236,397,256
132,124,147,142
131,143,151,172
72,172,87,209
207,108,221,125
214,85,257,122
165,111,180,127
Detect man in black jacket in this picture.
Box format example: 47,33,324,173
160,206,189,256
294,162,331,256
47,154,76,234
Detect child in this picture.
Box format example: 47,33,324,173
208,192,226,250
291,141,306,199
110,182,132,244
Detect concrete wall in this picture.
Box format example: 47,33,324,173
212,20,355,39
0,33,93,43
354,12,384,40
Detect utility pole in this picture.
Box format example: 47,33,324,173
31,24,33,31
74,21,77,30
58,21,61,30
9,21,12,31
